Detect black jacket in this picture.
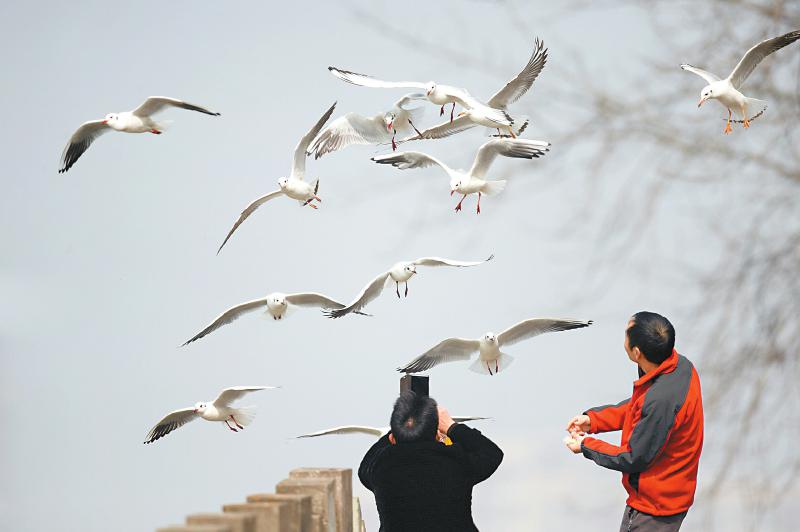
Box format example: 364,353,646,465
358,423,503,532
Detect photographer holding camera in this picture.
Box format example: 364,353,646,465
359,391,503,532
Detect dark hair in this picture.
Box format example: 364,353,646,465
627,311,675,365
390,391,438,443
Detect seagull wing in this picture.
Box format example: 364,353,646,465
398,115,476,143
489,38,548,107
469,138,550,178
132,96,220,117
413,254,494,268
328,66,427,89
217,190,284,254
394,92,428,108
398,338,480,373
58,120,111,173
285,292,348,309
296,425,386,438
453,416,491,423
182,298,269,345
728,30,800,88
497,318,593,348
309,113,387,160
213,386,275,407
143,407,199,444
679,64,721,84
325,271,390,319
371,152,451,175
292,102,336,179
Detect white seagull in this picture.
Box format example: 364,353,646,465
59,96,220,173
399,318,593,376
182,291,366,345
143,386,277,444
681,30,800,134
400,38,547,142
216,102,336,254
325,255,493,319
328,66,516,133
296,416,490,438
308,93,426,157
372,138,550,214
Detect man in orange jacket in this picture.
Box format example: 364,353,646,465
565,312,703,531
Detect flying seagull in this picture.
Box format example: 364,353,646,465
399,38,547,142
309,93,426,157
216,102,336,254
296,416,490,438
399,318,593,375
328,66,517,133
372,138,550,213
59,96,220,173
143,386,277,444
325,255,493,319
183,291,365,345
681,30,800,134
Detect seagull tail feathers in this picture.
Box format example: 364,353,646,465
233,406,257,426
469,353,514,375
482,179,507,197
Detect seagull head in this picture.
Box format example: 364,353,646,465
268,294,287,308
193,402,206,413
425,82,436,97
404,263,417,275
384,112,396,132
456,110,470,118
277,177,289,189
483,333,498,344
450,179,463,195
101,113,118,125
698,86,714,107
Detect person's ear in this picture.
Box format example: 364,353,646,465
389,433,396,445
632,346,644,363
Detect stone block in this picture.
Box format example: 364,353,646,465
277,477,335,532
246,493,311,532
222,502,288,532
187,512,256,532
157,525,232,532
351,498,362,532
290,468,352,532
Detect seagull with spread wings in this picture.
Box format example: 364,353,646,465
372,138,550,214
143,386,277,444
328,65,514,131
325,255,493,319
296,416,489,439
399,318,593,376
58,96,220,173
183,291,366,345
681,30,800,134
399,38,547,142
309,93,426,157
216,102,336,254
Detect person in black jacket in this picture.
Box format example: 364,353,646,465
358,391,503,532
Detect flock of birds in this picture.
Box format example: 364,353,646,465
57,30,800,443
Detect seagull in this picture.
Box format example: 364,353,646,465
216,102,336,254
58,96,220,173
143,386,277,444
325,255,493,319
329,66,514,132
296,416,490,438
308,93,426,157
398,318,593,376
681,30,800,134
372,138,550,214
399,38,547,142
182,291,366,345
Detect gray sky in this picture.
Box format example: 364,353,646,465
1,1,796,530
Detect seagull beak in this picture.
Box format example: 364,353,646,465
387,122,393,132
697,98,706,108
101,119,108,124
450,189,455,196
457,112,465,117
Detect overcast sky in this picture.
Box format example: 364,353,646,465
1,1,797,531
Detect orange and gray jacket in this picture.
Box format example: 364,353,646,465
581,350,704,516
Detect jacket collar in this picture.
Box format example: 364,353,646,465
634,349,679,387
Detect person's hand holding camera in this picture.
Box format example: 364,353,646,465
437,405,455,441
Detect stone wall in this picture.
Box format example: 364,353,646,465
156,468,367,532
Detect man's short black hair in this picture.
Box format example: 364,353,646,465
390,391,438,443
627,311,675,365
